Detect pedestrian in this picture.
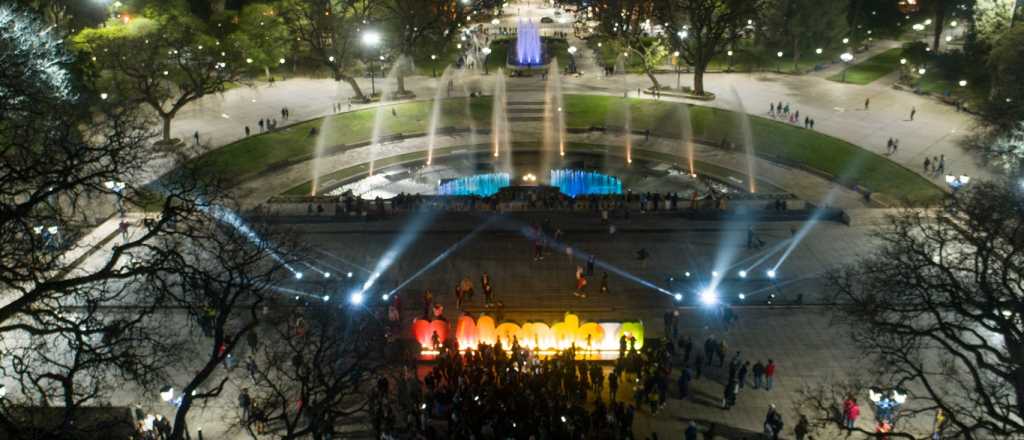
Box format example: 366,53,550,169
765,359,776,390
924,157,931,172
938,154,945,174
809,118,815,129
893,138,898,154
770,102,775,114
247,329,258,353
783,103,789,115
795,415,810,440
843,396,860,431
703,336,715,366
752,360,765,389
910,106,916,121
685,421,699,440
722,379,737,409
738,361,749,389
245,125,250,137
609,369,619,401
392,107,397,117
887,138,893,154
804,116,809,128
678,365,692,398
586,254,595,276
864,97,870,110
794,110,799,121
193,131,199,145
238,388,252,425
258,118,264,132
765,404,784,440
694,354,703,379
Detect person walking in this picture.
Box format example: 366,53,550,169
193,131,200,145
245,125,250,137
864,98,870,110
765,404,784,440
246,329,259,353
586,254,595,276
722,379,737,409
738,361,750,389
685,421,699,440
910,106,917,121
678,365,693,399
765,359,776,390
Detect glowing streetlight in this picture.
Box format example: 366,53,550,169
842,37,849,44
958,79,967,87
839,52,854,82
815,48,823,55
295,272,304,280
100,93,109,100
766,269,777,279
900,58,907,65
673,293,683,301
699,289,718,305
362,30,382,97
568,46,578,73
918,67,927,75
481,47,492,74
350,292,364,305
738,270,747,278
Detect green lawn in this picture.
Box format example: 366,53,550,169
827,48,903,85
185,94,942,204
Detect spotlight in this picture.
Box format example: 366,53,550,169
382,294,390,301
711,271,719,278
347,272,353,278
561,416,567,423
673,293,683,301
350,292,364,305
738,293,746,300
684,272,691,277
322,295,330,301
699,289,718,305
738,270,747,278
324,272,331,279
159,386,174,402
766,269,777,279
295,272,304,280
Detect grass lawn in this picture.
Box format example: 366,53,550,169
827,48,903,85
187,94,942,204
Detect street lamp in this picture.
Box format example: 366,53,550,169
727,49,734,71
362,30,381,97
430,54,438,77
958,79,967,87
568,46,578,74
839,52,854,82
673,50,681,88
776,50,783,72
481,47,492,75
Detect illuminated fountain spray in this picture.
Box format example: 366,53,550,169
679,104,695,176
543,59,566,173
426,67,454,167
460,69,479,159
491,69,512,173
515,19,542,66
624,100,633,165
368,61,401,177
729,85,757,193
309,113,335,196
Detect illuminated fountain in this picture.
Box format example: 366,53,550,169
426,67,454,167
679,103,695,176
515,19,543,66
550,169,623,197
729,85,757,193
543,58,566,173
437,173,511,197
368,63,401,177
491,69,512,174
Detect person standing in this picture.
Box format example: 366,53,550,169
738,361,750,389
678,365,692,399
239,388,252,426
765,359,776,390
843,397,860,431
910,106,917,121
864,98,870,110
586,254,595,276
722,379,737,409
193,131,199,145
685,421,699,440
765,404,784,440
245,125,250,137
795,415,810,440
752,360,765,389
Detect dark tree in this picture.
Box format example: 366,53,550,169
658,0,765,95
825,180,1024,439
73,6,244,143
278,0,376,101
245,304,388,439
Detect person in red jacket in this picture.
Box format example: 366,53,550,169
765,359,776,390
843,397,860,431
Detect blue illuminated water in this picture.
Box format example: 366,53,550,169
551,169,623,197
437,173,511,196
516,20,542,66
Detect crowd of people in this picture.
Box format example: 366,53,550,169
768,101,815,130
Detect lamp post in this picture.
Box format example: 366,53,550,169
104,180,126,217
362,30,381,97
568,45,578,74
727,49,734,72
481,47,492,75
673,50,681,89
431,54,437,77
839,52,854,82
776,51,783,73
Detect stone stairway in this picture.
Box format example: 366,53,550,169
506,99,545,123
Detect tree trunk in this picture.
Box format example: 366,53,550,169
693,67,705,96
264,66,271,82
792,38,801,72
644,67,661,90
337,73,366,102
932,2,947,52
162,114,173,141
396,71,407,95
